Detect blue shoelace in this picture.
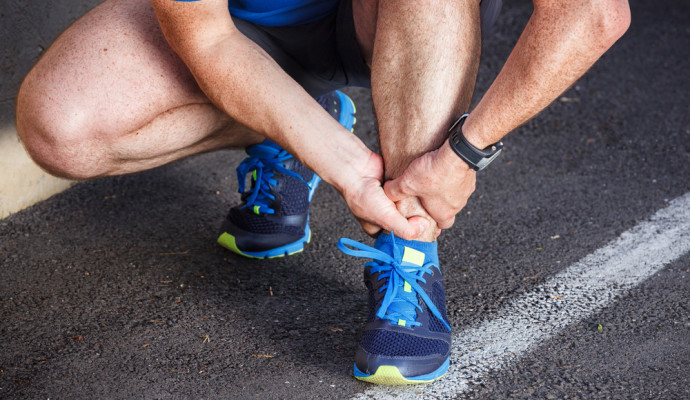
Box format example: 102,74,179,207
338,234,451,331
236,142,307,215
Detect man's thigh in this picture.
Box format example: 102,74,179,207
25,0,370,136
22,0,208,138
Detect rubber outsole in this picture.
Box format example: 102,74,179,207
217,225,312,259
353,357,450,385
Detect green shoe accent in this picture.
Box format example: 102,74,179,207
217,232,261,259
217,228,311,260
355,365,445,386
270,248,302,258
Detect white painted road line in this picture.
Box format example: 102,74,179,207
353,192,690,399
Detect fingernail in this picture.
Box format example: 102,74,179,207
418,221,429,236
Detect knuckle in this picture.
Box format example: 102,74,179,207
400,177,413,193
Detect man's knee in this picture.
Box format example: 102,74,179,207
16,74,108,180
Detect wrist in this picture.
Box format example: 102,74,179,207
439,139,474,174
322,131,379,195
461,114,494,150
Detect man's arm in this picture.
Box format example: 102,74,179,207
384,0,631,230
151,0,426,239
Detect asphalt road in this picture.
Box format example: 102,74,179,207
1,0,689,399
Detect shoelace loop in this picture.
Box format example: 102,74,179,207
236,143,307,214
337,233,451,331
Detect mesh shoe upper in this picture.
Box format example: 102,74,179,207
359,330,449,358
229,146,314,237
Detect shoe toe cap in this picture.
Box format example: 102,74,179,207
356,349,448,379
354,329,450,379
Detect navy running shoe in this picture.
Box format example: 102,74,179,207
218,91,356,258
338,233,451,385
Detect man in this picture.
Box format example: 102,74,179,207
15,0,630,385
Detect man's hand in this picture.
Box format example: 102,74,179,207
339,151,429,240
384,139,476,230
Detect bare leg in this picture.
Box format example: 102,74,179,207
354,0,481,241
16,0,262,180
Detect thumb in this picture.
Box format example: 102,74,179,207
383,177,410,203
377,209,428,241
405,216,431,240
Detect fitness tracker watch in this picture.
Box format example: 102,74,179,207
448,114,503,171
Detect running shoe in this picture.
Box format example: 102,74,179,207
338,233,451,385
218,91,356,258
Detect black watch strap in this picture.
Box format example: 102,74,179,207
448,114,503,171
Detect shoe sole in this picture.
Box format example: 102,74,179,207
217,223,312,259
217,91,356,259
352,357,450,385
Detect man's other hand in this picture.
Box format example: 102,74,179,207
384,139,476,231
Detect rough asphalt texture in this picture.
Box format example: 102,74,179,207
1,0,689,399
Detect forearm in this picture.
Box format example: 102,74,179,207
461,0,631,149
187,34,371,191
152,0,371,193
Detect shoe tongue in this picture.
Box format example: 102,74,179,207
259,138,281,149
373,234,439,326
245,139,284,161
374,233,439,272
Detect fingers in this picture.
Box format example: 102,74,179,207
403,217,430,240
358,214,426,240
421,195,460,230
386,178,459,232
371,204,428,241
345,179,426,241
384,176,440,239
436,215,456,230
359,219,381,237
